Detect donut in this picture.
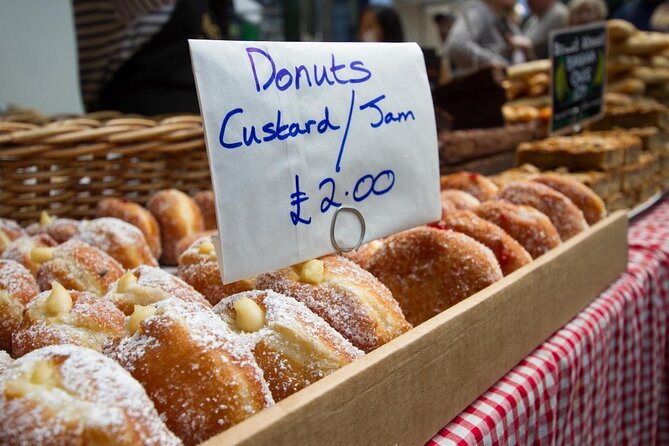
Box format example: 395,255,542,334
147,189,205,265
74,218,158,269
0,345,181,445
96,198,162,259
193,190,217,230
532,174,607,225
177,236,255,305
0,218,26,255
440,189,481,218
173,229,216,261
25,211,80,244
341,240,384,270
256,255,412,352
496,181,588,241
105,265,211,315
474,201,561,258
1,234,58,276
439,172,499,201
608,19,637,41
365,227,503,326
213,290,363,401
0,350,11,374
34,239,124,295
0,260,39,354
430,210,532,276
12,283,125,357
105,298,273,445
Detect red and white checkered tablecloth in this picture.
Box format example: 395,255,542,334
429,197,669,446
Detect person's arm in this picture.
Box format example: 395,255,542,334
111,0,176,21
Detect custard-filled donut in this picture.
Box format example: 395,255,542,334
105,298,273,446
177,236,255,305
0,219,26,255
341,240,384,270
193,190,217,230
0,260,39,354
497,181,588,241
147,189,205,265
214,290,363,401
35,239,124,294
474,201,561,259
26,212,80,244
256,255,411,352
0,345,181,446
532,174,607,225
96,198,162,259
12,283,125,357
105,266,210,315
366,227,503,326
173,230,216,262
75,218,158,269
439,172,499,201
1,234,58,276
431,210,532,276
0,350,11,374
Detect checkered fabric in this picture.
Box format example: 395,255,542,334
429,198,669,446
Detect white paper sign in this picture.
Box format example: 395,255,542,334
189,40,441,282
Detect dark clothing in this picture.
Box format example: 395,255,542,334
612,0,660,30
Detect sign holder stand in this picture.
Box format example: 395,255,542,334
329,207,366,254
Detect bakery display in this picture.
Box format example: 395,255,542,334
0,344,181,445
105,298,273,446
213,290,363,401
193,190,217,230
12,283,125,357
532,174,607,225
439,171,499,201
1,234,58,275
0,260,39,354
25,212,80,244
256,255,411,352
147,189,205,265
0,218,26,255
96,198,162,259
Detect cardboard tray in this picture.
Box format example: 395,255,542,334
203,211,629,446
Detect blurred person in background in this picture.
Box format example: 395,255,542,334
434,12,456,84
568,0,608,25
612,0,665,30
357,5,405,42
523,0,567,59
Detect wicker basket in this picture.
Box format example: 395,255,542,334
0,113,211,225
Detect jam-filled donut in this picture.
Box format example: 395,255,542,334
366,227,503,326
96,198,162,259
1,234,58,276
26,211,80,244
213,290,363,401
431,210,532,276
177,236,255,305
193,190,217,230
105,298,273,446
474,201,561,259
147,189,205,265
440,189,481,218
74,218,158,269
532,174,607,225
0,345,181,445
439,172,499,201
105,266,210,315
0,350,11,373
341,240,384,270
497,181,588,241
0,218,26,255
0,260,39,354
12,283,125,357
34,239,124,294
256,255,411,352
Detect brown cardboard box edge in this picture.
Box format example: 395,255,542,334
203,211,629,446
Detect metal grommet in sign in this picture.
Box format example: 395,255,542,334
330,206,366,254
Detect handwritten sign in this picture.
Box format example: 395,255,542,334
189,41,440,282
549,23,607,134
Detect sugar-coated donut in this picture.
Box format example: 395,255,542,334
147,189,205,265
25,212,80,244
0,345,181,445
431,210,532,275
366,227,503,326
177,236,255,305
214,290,363,401
341,240,384,270
474,201,561,258
173,229,216,262
96,198,162,259
0,350,11,374
0,218,26,255
440,189,481,219
12,283,125,357
439,172,499,201
105,265,210,315
35,239,124,295
75,217,158,269
532,174,607,225
105,298,273,446
1,234,58,276
0,260,39,354
256,255,411,352
193,190,217,230
497,181,588,240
